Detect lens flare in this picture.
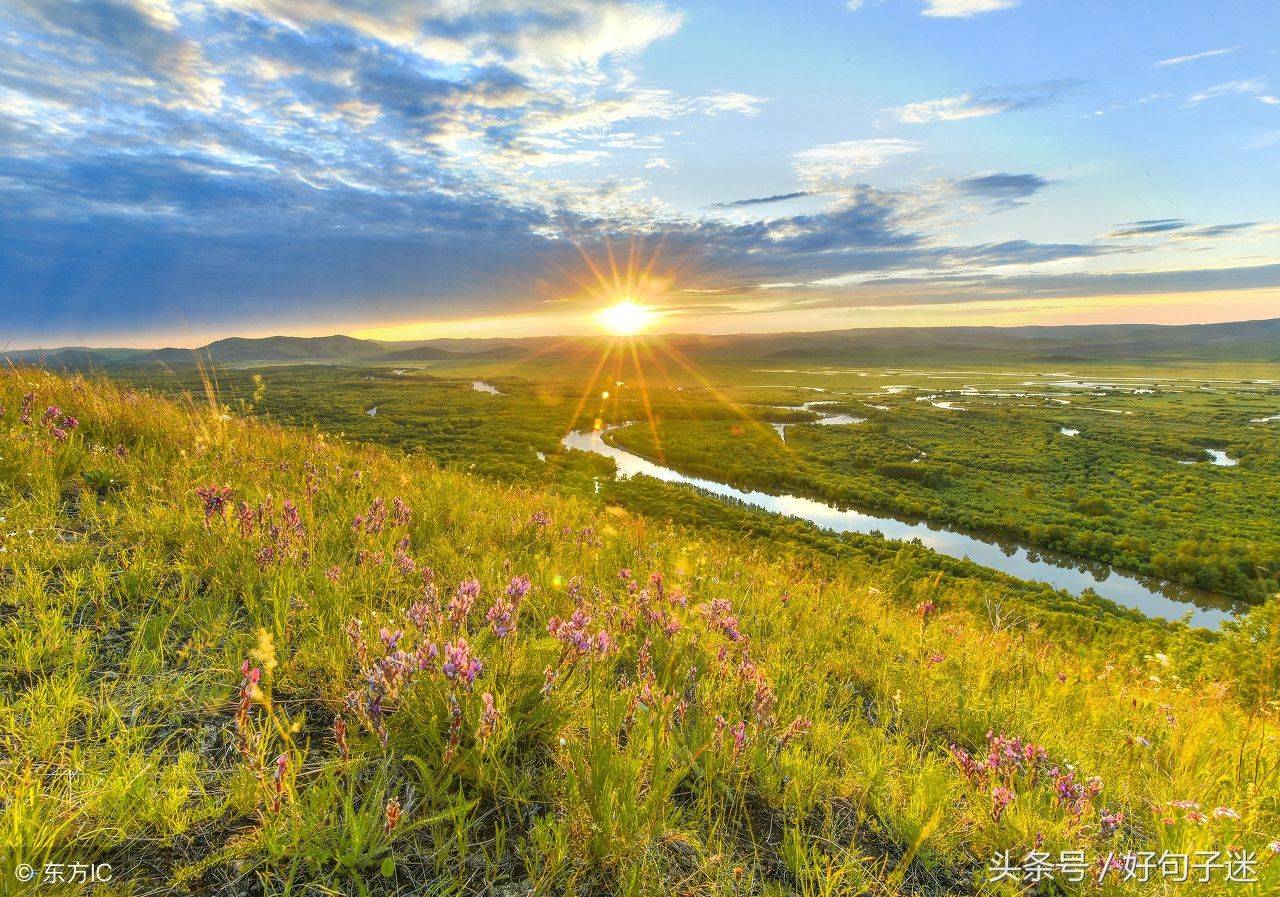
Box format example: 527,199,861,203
597,300,655,336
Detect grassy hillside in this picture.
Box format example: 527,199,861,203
2,367,1278,896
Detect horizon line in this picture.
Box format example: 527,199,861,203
6,315,1280,355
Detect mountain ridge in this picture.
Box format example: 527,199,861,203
5,317,1278,367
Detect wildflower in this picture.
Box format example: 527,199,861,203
443,694,463,763
114,443,128,459
1168,799,1201,810
385,797,402,833
927,652,945,665
505,574,532,601
393,496,412,526
1213,807,1241,821
19,393,35,425
380,628,403,651
916,600,937,620
407,597,436,629
1099,809,1124,837
1185,811,1208,826
333,715,349,761
195,484,233,526
1267,839,1280,855
326,565,342,583
1058,672,1068,683
477,691,499,740
486,596,516,638
41,405,61,424
950,745,982,783
991,786,1015,822
777,716,812,750
731,721,748,758
449,578,481,627
281,499,303,536
236,660,261,753
235,502,256,537
346,619,369,670
751,679,777,724
548,609,595,655
528,509,552,527
703,597,742,642
1130,734,1151,748
415,641,439,671
255,546,275,569
272,754,288,812
441,638,482,689
394,547,417,576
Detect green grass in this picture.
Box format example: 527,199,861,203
2,367,1278,896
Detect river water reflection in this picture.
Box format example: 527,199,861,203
562,427,1244,629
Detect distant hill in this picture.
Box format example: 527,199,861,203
6,318,1278,369
372,345,459,363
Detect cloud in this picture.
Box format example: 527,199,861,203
792,139,918,189
953,172,1049,209
921,0,1019,17
889,80,1082,123
1100,219,1260,241
1171,222,1258,240
1102,219,1190,238
212,0,685,77
1187,79,1267,105
0,0,1270,345
1154,46,1241,67
711,191,812,208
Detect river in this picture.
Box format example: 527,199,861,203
561,426,1244,629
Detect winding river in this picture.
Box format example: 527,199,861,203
561,426,1244,629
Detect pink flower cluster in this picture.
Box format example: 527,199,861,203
195,484,233,525
441,638,483,688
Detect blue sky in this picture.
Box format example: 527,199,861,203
1,0,1277,347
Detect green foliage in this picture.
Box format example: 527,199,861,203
2,367,1278,897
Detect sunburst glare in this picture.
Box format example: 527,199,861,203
597,300,656,336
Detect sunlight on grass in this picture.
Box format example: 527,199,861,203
1,366,1277,895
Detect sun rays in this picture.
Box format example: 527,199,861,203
537,236,804,473
597,300,656,336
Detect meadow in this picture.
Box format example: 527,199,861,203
3,363,1279,895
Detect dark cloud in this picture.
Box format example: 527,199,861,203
1103,219,1190,238
711,191,812,208
955,173,1049,203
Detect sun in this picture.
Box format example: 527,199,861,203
596,300,656,336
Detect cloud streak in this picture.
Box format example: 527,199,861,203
1154,46,1241,67
889,80,1083,123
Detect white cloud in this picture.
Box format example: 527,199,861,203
212,1,683,78
888,80,1079,123
792,139,918,189
1154,46,1241,67
1259,95,1280,106
921,0,1019,17
891,93,1011,123
644,156,672,169
1187,79,1267,105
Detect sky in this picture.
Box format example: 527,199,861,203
1,0,1278,348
